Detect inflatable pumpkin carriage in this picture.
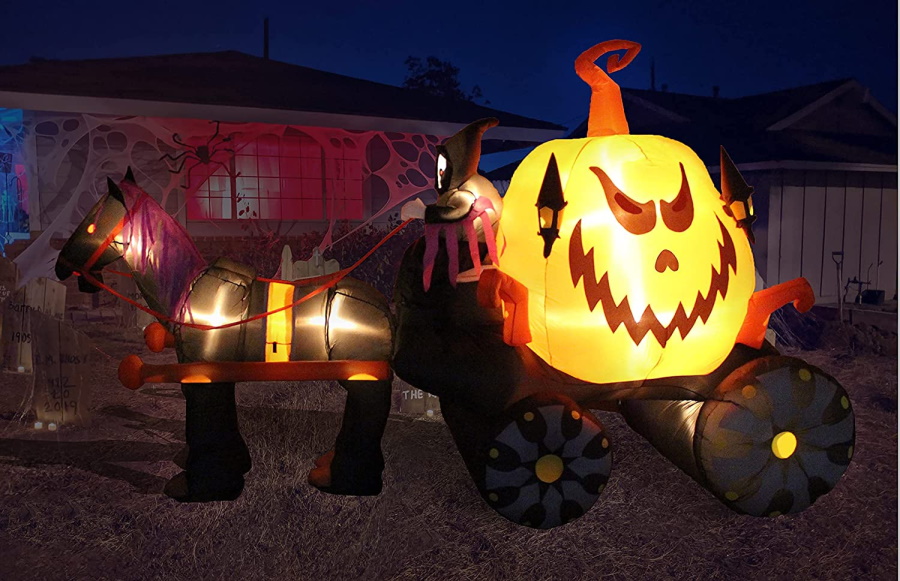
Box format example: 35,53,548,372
394,40,855,529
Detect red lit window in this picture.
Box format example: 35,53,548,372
325,142,364,221
186,130,363,222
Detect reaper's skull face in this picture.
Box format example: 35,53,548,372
498,135,756,383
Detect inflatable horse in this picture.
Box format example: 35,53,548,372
55,170,394,501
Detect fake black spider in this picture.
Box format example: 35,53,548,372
159,120,236,184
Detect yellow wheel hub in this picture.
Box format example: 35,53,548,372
772,431,798,459
535,454,564,483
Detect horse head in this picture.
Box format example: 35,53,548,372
55,168,134,292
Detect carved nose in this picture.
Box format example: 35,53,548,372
655,250,679,273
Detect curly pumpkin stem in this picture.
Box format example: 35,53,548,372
575,40,642,137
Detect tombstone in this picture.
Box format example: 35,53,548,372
0,256,16,344
30,311,94,427
397,380,441,417
115,273,155,329
2,275,67,374
280,245,340,281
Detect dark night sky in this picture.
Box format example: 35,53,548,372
2,0,897,166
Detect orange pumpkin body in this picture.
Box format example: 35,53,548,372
498,134,756,384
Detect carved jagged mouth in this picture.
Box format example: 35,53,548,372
569,217,738,347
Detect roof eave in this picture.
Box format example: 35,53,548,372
707,160,898,173
766,80,859,131
0,90,564,143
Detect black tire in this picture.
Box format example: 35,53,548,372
478,393,612,529
696,356,855,517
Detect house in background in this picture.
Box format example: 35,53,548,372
0,51,564,259
488,79,898,304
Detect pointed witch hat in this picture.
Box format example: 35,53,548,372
436,117,499,193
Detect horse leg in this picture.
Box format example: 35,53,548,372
164,381,251,502
308,375,393,496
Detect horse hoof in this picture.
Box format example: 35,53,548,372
697,356,855,516
479,393,612,529
307,453,383,496
314,449,335,469
163,471,244,503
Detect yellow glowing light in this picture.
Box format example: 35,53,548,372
347,373,377,381
497,134,756,384
86,223,97,234
266,282,294,363
182,374,212,383
306,315,358,331
535,454,564,483
799,368,812,382
190,302,230,328
771,431,798,459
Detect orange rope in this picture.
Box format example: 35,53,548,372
77,219,413,331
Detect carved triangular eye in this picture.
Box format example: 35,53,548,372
660,164,693,232
590,166,656,235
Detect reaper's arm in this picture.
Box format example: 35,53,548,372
477,269,532,346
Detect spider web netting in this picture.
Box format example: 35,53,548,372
11,112,440,286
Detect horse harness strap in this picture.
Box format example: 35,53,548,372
83,194,147,274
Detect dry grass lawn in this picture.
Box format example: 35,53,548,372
0,320,896,580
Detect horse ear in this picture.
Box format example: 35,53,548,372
124,167,136,184
108,177,125,204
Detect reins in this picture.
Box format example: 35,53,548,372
70,218,414,331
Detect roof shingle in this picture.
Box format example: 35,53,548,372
0,51,564,131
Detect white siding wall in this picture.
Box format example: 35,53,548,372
766,169,898,303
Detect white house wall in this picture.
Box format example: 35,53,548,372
766,168,898,303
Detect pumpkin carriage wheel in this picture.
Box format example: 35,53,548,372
478,393,612,529
696,356,855,517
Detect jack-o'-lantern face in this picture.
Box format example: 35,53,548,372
496,39,759,384
499,134,756,383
